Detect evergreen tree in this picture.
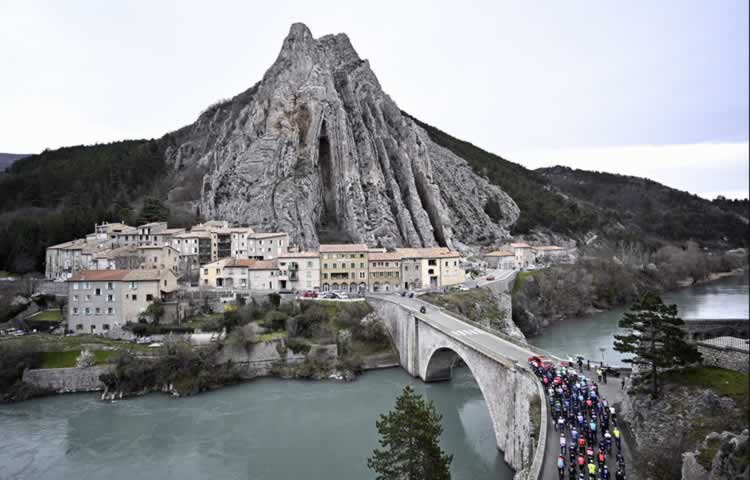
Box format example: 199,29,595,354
137,197,170,224
367,385,452,480
614,292,701,398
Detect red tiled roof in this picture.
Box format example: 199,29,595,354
484,250,514,257
69,270,131,281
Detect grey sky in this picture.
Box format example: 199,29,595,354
1,0,747,198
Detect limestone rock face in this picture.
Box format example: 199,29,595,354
165,23,518,248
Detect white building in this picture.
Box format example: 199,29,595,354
278,251,320,291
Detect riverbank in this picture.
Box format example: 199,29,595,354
527,270,749,367
521,267,748,338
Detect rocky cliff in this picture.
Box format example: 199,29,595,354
165,23,518,249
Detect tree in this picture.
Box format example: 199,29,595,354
145,299,165,324
367,385,452,480
613,292,701,398
136,197,170,224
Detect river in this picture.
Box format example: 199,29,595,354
529,271,750,366
0,368,513,480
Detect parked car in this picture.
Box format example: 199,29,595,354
603,366,621,377
458,285,470,291
337,293,349,299
486,276,495,281
301,290,317,298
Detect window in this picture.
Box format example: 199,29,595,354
360,262,365,269
95,288,101,296
333,263,337,269
204,269,208,275
129,281,137,290
84,307,91,315
76,324,83,331
107,294,114,302
350,262,355,268
84,295,91,301
73,295,78,302
163,280,167,286
103,324,110,330
83,282,90,289
307,261,313,268
73,283,79,290
107,282,113,290
146,294,153,301
359,254,364,258
73,307,79,314
323,273,328,279
323,263,328,269
216,268,220,274
107,307,114,315
359,272,365,279
132,295,138,301
95,307,100,315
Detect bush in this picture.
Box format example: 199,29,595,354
338,353,364,375
286,337,312,355
263,310,288,331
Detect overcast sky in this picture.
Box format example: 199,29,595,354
1,1,748,198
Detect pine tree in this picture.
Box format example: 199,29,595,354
367,385,452,480
136,197,170,224
614,292,701,398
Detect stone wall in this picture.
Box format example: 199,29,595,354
697,343,749,373
22,366,111,393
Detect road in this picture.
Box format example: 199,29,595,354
371,276,632,480
369,290,538,368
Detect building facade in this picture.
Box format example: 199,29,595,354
278,252,320,291
368,252,402,292
319,244,369,293
483,250,516,270
67,269,178,334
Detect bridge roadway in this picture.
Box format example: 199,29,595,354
370,269,631,480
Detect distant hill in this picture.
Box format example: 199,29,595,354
537,166,748,248
0,153,31,171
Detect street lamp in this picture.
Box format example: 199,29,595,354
599,347,606,366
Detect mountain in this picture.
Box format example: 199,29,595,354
0,153,30,171
0,23,746,273
165,23,518,248
537,166,749,248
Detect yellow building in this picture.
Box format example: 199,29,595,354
368,252,402,292
319,244,369,293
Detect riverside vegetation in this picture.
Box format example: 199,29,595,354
0,295,394,402
512,241,747,335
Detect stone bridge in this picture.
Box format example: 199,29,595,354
368,294,547,480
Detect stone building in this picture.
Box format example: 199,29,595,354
368,252,402,292
199,258,280,291
394,247,465,290
319,244,369,293
278,251,320,291
483,250,516,270
510,242,533,269
67,269,178,334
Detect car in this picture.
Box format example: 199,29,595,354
603,366,621,377
408,292,415,298
459,285,470,291
337,293,349,299
301,290,317,298
486,276,495,281
400,291,407,297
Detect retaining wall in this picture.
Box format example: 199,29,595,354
22,366,112,393
697,343,749,373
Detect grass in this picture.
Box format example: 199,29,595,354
39,349,120,368
662,366,749,405
422,289,506,327
30,309,63,321
258,331,288,342
0,333,154,353
512,271,537,295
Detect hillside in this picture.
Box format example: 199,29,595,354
406,115,599,236
538,166,748,248
0,153,30,171
0,140,169,272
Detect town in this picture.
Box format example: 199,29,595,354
44,221,571,336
